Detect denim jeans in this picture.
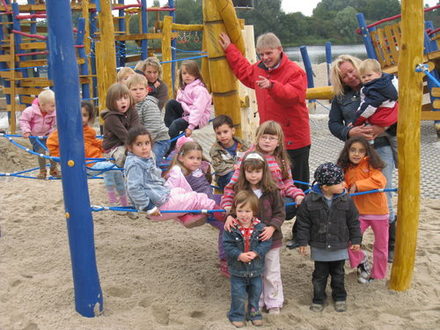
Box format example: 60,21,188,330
90,161,125,192
229,275,263,322
29,136,52,169
375,144,396,222
312,260,346,305
153,139,171,166
216,171,234,192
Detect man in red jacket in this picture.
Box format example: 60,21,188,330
219,32,311,248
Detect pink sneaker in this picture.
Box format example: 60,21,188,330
178,214,207,228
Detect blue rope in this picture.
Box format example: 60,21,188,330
30,136,49,152
316,100,331,111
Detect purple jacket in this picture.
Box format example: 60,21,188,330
176,79,212,130
19,103,56,136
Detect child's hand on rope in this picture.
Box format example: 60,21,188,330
295,195,304,206
23,132,30,138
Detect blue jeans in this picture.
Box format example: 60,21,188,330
29,136,54,169
229,275,263,322
90,161,125,192
153,139,171,167
375,144,395,222
216,171,234,192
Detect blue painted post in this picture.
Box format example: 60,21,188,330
169,0,176,91
0,12,12,112
356,13,377,59
325,41,332,86
28,0,39,78
141,0,148,60
90,0,98,100
300,46,315,109
425,21,439,52
117,0,126,67
11,2,28,81
45,0,103,317
76,18,90,100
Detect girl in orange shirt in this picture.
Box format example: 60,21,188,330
337,136,389,284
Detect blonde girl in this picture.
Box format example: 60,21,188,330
224,152,286,314
222,120,304,220
337,136,389,283
164,60,212,149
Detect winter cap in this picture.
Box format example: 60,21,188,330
314,162,344,186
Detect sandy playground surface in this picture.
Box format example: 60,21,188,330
1,63,440,329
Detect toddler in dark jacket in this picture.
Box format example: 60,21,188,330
223,190,272,328
297,162,361,313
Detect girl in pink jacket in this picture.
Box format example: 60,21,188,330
164,60,212,152
19,89,60,179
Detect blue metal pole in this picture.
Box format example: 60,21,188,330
356,13,377,59
28,0,39,78
90,0,98,100
141,0,148,60
300,46,315,108
45,0,103,317
169,0,176,92
425,21,438,52
325,41,332,86
117,0,126,67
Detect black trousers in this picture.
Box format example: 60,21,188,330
164,100,189,152
312,260,346,305
287,145,310,238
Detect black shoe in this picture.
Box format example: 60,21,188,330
388,249,394,263
286,239,300,249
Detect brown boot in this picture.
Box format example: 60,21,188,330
49,166,61,178
37,168,47,179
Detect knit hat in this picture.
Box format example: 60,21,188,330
313,162,344,186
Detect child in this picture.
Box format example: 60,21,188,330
124,126,216,226
19,89,61,179
296,162,361,313
221,120,304,220
353,59,398,131
101,83,139,168
127,74,170,166
337,136,389,284
117,67,135,85
224,152,286,314
209,114,249,191
139,57,169,110
223,190,272,328
47,101,135,218
164,60,212,149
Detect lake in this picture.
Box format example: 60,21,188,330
284,44,368,64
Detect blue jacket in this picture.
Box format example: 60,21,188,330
124,152,170,211
296,185,361,250
222,221,272,277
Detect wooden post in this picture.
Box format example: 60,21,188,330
96,0,117,115
161,15,173,99
203,0,243,136
389,0,424,291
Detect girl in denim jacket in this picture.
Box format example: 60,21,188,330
124,126,215,226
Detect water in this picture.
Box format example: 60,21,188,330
284,44,368,64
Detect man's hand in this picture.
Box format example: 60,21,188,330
219,32,231,50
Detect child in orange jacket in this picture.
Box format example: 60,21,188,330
337,136,389,284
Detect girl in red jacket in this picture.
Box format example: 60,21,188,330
337,136,389,283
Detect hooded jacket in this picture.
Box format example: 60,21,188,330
19,103,56,136
101,107,139,151
224,44,310,150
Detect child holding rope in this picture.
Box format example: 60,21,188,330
19,89,61,179
124,126,216,226
223,152,286,315
337,136,389,284
164,60,212,151
47,101,135,218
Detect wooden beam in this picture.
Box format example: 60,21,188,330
389,0,424,291
421,111,440,120
161,16,173,99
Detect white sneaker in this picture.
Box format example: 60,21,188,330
357,258,371,283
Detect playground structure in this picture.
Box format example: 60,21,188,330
0,0,429,317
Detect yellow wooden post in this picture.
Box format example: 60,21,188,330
202,0,243,136
389,0,424,291
96,0,117,117
161,15,173,99
9,34,16,134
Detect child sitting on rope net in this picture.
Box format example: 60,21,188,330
19,89,61,179
124,126,217,227
47,101,136,219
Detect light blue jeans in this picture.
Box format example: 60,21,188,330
153,139,171,167
89,161,125,192
375,145,396,222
